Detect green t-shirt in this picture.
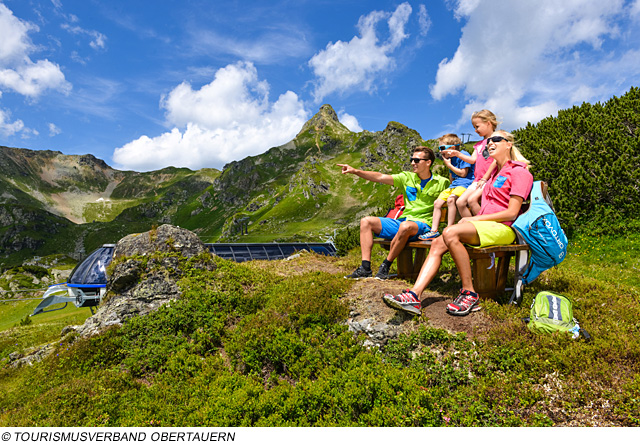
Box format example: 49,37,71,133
392,171,450,228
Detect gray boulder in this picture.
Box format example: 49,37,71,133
74,224,213,338
112,223,206,259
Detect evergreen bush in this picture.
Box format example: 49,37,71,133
333,224,360,256
514,87,640,235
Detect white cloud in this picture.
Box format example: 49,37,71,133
417,4,432,36
161,62,269,129
54,0,106,50
431,0,635,130
0,108,24,136
0,3,70,98
451,0,482,19
308,2,413,102
61,23,107,50
0,4,35,63
190,28,311,64
338,110,363,132
0,59,70,97
48,122,61,136
112,61,309,172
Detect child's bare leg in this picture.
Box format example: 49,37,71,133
457,187,473,218
447,195,458,226
431,199,444,233
468,186,484,215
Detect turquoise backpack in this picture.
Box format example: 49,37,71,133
526,291,591,340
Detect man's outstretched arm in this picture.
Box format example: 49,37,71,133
337,164,395,185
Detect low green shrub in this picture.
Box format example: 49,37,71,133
333,224,360,256
2,234,640,426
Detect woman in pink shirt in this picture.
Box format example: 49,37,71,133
383,130,533,317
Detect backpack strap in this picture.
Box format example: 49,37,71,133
580,328,592,342
508,230,529,305
540,181,556,210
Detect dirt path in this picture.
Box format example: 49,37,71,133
247,253,498,339
345,277,496,339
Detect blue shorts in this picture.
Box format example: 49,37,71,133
377,217,431,241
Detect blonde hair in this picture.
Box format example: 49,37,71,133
438,133,462,146
471,109,500,131
494,130,530,165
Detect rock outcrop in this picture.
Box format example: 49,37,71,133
7,224,216,367
73,224,214,338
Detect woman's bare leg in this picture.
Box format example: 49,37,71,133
441,222,481,291
410,236,449,297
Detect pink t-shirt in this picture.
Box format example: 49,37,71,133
472,139,494,182
479,161,533,226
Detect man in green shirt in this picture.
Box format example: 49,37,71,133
338,146,449,280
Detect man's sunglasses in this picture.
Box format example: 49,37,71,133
409,157,428,163
487,136,508,143
438,144,460,151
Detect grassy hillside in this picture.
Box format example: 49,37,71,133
0,232,638,426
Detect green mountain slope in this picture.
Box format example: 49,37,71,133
0,104,438,265
0,148,221,265
190,106,435,242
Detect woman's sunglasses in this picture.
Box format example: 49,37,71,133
487,136,508,143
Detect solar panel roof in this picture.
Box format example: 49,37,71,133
205,242,336,262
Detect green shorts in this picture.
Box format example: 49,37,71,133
468,221,516,248
438,186,467,201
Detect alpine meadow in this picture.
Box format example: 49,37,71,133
1,88,640,427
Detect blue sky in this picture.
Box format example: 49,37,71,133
1,0,639,172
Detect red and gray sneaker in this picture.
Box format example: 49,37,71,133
382,289,421,315
446,289,479,316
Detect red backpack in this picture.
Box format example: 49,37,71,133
385,195,405,219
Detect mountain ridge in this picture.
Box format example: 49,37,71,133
0,104,437,266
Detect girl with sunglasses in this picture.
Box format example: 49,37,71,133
449,110,500,218
383,130,533,317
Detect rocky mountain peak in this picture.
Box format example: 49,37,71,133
297,104,350,137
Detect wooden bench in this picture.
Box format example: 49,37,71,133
373,238,529,299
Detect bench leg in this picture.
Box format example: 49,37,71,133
472,257,493,298
412,249,426,278
471,252,514,300
396,248,416,280
494,254,511,296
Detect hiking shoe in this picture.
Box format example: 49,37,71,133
382,289,421,315
344,265,372,279
419,230,440,240
446,289,479,316
374,262,391,280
